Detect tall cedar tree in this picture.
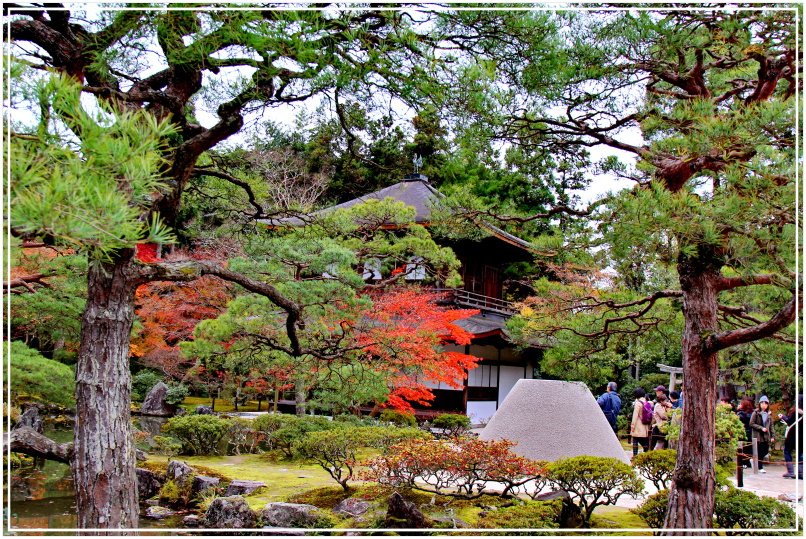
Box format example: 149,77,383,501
7,6,454,530
445,9,800,532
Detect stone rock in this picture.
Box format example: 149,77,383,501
204,496,257,529
167,459,195,485
135,449,148,462
385,492,430,528
195,405,214,415
333,498,370,517
145,506,176,519
535,489,582,528
260,502,320,528
136,467,164,500
145,498,160,506
225,479,265,496
15,405,43,433
778,492,802,503
182,514,201,527
140,382,177,417
480,379,629,463
192,475,220,496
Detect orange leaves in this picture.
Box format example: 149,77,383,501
353,287,479,412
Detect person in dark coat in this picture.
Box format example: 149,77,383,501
749,396,774,473
780,395,803,479
736,397,755,469
597,381,622,433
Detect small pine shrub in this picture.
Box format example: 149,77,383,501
152,435,183,456
379,409,417,427
132,370,163,402
630,489,668,530
163,415,230,455
632,449,676,490
165,383,189,406
432,413,472,437
546,456,644,527
714,488,798,535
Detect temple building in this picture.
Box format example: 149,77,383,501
261,174,544,424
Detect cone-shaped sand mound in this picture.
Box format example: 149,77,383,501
479,379,630,463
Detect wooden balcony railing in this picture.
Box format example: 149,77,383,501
434,288,515,316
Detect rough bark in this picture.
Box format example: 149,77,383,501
73,251,140,531
662,251,721,533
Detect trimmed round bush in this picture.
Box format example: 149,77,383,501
163,414,230,455
714,488,798,534
379,409,417,427
632,449,676,490
546,456,644,527
477,500,562,533
630,489,668,530
432,413,472,437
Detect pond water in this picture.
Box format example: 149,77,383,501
6,428,185,535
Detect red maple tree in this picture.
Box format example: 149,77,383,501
353,287,480,412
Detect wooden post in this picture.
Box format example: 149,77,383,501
736,450,744,487
751,437,759,474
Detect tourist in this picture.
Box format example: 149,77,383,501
651,393,673,449
654,385,668,401
736,397,755,469
780,395,803,479
597,381,622,433
630,387,651,455
669,390,682,409
749,396,774,473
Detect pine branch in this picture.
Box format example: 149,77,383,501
705,293,798,354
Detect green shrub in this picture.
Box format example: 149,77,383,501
165,383,189,406
163,414,230,455
267,414,334,458
547,456,644,527
333,414,378,426
379,409,416,427
152,435,182,456
432,413,472,437
714,488,798,535
477,500,562,533
361,425,432,452
633,487,798,535
158,479,181,505
295,426,364,491
131,370,163,402
632,449,676,490
9,341,75,408
227,417,260,455
631,489,668,530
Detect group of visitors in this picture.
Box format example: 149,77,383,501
737,394,803,479
627,384,681,455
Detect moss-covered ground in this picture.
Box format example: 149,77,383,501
179,396,270,414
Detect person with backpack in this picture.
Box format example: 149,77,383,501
652,393,674,449
630,387,652,455
597,381,622,433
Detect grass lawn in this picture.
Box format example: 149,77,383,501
590,506,652,535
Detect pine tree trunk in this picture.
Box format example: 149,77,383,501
73,253,139,531
663,252,721,534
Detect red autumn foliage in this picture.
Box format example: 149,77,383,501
131,247,236,378
360,437,548,498
135,243,159,263
354,287,480,412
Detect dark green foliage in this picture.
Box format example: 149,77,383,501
632,450,676,490
9,341,75,408
131,370,163,402
163,415,230,455
333,414,379,427
295,426,364,491
635,488,798,535
546,456,644,526
152,435,182,456
432,413,471,437
226,417,260,455
379,409,417,427
164,384,189,406
477,500,562,533
714,488,798,535
630,489,669,531
266,415,335,458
